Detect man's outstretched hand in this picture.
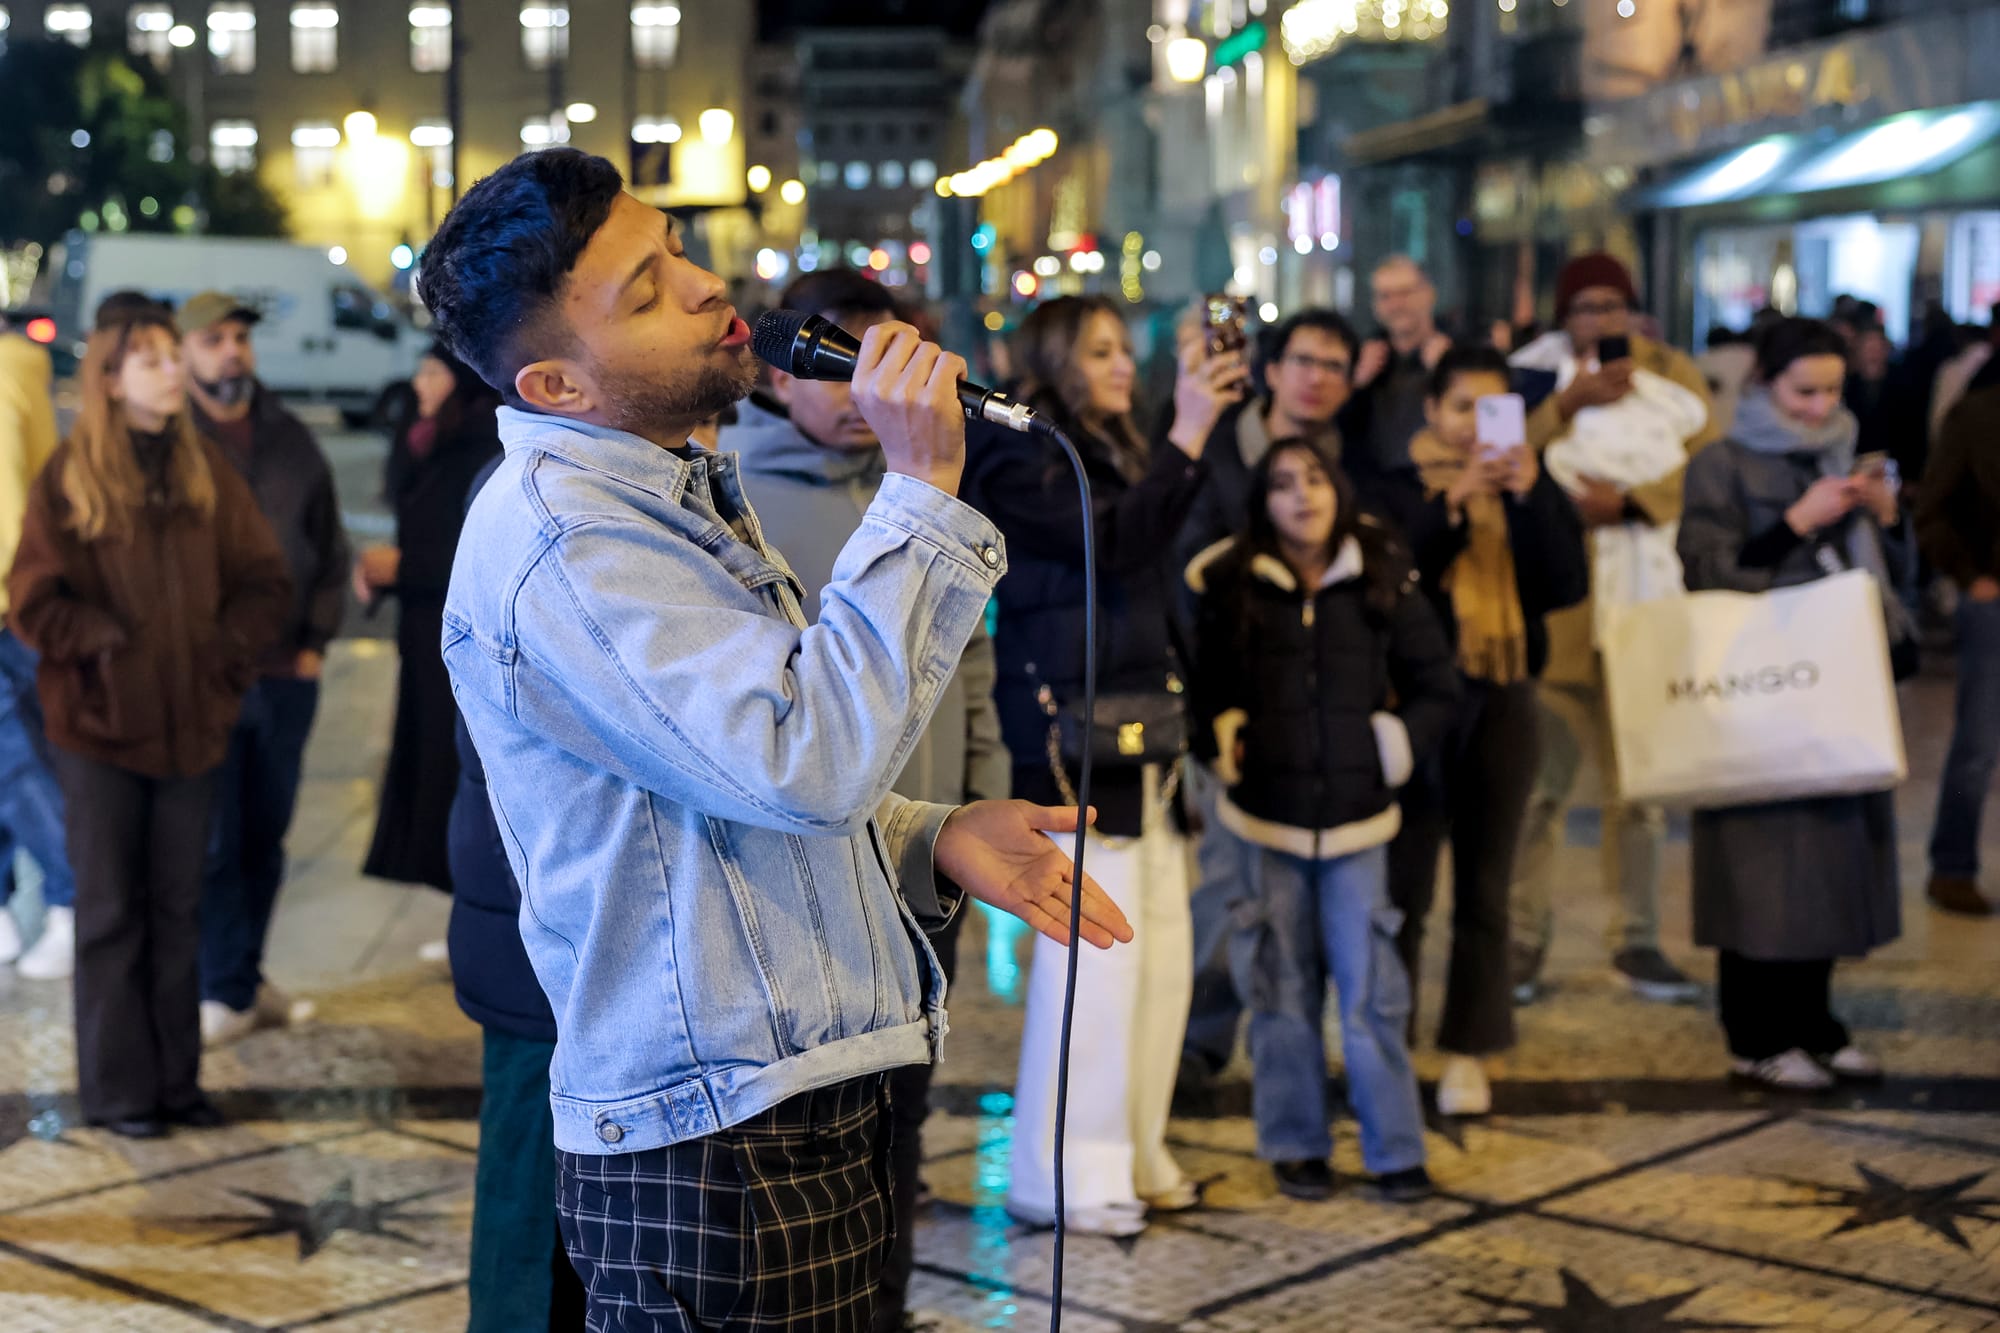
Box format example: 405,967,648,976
934,801,1132,950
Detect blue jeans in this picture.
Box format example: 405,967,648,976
1182,761,1243,1074
200,677,320,1010
0,629,74,910
1225,834,1426,1174
1930,597,2000,879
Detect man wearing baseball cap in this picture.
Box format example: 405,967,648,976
178,291,351,1047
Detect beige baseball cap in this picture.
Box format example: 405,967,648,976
176,290,262,336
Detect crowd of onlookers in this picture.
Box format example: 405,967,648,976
1,240,1997,1332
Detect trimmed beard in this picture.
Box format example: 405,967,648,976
599,347,759,443
197,374,255,408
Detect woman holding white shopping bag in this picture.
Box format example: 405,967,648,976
1677,318,1908,1093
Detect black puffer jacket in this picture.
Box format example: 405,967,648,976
1188,525,1461,858
963,403,1210,837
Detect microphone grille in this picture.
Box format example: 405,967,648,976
751,309,811,374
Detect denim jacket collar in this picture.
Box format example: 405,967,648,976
497,406,805,605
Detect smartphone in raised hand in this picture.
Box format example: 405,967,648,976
1596,334,1632,365
1475,392,1527,459
1203,295,1249,357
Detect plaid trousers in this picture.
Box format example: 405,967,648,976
556,1074,894,1332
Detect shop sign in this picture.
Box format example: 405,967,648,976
1473,160,1632,240
1595,14,1975,165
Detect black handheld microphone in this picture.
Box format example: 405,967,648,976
751,309,1052,436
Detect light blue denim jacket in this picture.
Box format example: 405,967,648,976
442,408,1007,1155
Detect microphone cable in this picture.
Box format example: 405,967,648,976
1039,424,1094,1333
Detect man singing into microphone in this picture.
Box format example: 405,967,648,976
421,148,1129,1331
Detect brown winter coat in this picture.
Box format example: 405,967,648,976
5,434,292,778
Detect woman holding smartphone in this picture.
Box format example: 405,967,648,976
1678,317,1905,1090
1348,345,1588,1116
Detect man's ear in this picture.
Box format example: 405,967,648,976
514,359,596,418
767,367,797,407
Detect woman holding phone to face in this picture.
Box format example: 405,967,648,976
1348,345,1588,1116
1678,318,1906,1091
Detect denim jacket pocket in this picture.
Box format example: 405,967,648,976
700,815,799,1056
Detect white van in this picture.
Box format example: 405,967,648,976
40,231,419,423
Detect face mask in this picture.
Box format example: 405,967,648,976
197,374,254,407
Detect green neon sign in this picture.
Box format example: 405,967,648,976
1214,20,1266,68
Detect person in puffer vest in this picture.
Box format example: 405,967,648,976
1186,436,1460,1203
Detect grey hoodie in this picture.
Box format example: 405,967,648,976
724,396,1010,807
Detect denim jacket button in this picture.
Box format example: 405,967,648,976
597,1120,625,1144
979,545,1000,569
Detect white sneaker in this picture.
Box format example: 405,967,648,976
1730,1048,1835,1091
1436,1056,1492,1117
253,981,317,1028
200,999,260,1048
15,906,73,980
1821,1045,1883,1083
1003,1197,1148,1237
0,910,21,966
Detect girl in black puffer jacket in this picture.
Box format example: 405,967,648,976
1188,437,1460,1203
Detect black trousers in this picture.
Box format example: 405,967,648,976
1718,951,1849,1061
54,751,218,1122
1387,677,1539,1056
557,1075,892,1333
874,910,963,1333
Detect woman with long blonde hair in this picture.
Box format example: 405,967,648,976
7,310,289,1139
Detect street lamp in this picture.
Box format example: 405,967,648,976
1166,34,1208,83
778,178,805,205
168,22,196,46
698,108,734,145
747,164,771,192
343,110,377,140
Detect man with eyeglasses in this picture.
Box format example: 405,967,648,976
1341,256,1455,478
1507,253,1720,1008
1174,306,1360,1090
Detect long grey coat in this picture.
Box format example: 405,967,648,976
723,397,1012,808
1676,438,1902,960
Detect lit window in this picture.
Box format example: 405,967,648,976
411,121,453,187
909,159,937,189
290,3,337,73
844,161,871,190
409,4,449,71
631,3,678,69
879,160,905,189
209,119,258,174
521,115,570,149
45,4,92,45
291,120,339,188
208,2,255,74
129,4,175,68
520,2,567,70
631,117,681,144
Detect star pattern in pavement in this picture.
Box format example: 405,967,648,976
1462,1270,1770,1331
188,1176,454,1260
1764,1161,2000,1251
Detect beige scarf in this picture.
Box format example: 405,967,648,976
1409,429,1530,684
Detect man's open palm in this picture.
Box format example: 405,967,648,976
935,801,1132,950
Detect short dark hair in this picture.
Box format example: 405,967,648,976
1754,317,1849,382
779,269,897,327
1265,308,1358,368
94,289,170,331
1427,343,1513,399
416,148,625,400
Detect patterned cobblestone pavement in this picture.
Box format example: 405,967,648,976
0,642,1994,1331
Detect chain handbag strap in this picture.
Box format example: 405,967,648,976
1038,684,1182,812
